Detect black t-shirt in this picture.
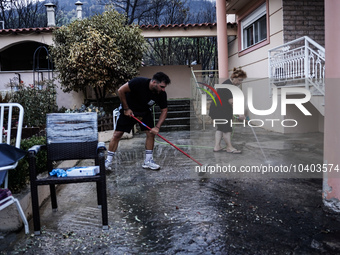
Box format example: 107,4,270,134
126,77,167,112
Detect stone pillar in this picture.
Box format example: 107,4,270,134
216,0,229,79
323,0,340,212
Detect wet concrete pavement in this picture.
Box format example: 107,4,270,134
2,125,340,254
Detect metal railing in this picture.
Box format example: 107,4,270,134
268,36,325,95
190,67,219,130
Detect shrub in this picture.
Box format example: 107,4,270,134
51,9,145,105
11,80,58,128
64,104,106,117
8,135,47,193
0,91,11,103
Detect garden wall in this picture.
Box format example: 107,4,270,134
139,64,201,99
0,65,199,111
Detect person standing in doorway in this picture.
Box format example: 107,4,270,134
105,72,171,170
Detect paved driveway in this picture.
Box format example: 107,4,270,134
2,126,340,254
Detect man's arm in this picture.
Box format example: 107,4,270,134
118,82,132,116
150,107,168,135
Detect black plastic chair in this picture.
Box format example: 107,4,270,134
28,112,108,235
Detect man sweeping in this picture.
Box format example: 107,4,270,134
105,72,171,170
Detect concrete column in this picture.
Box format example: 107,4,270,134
75,1,83,20
45,3,56,27
216,0,229,79
323,0,340,212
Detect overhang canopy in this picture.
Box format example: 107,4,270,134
225,0,252,14
140,22,237,38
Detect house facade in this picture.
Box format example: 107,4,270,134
0,2,328,132
220,0,325,133
0,23,221,109
213,0,340,215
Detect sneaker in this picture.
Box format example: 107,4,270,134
142,159,160,170
105,160,112,170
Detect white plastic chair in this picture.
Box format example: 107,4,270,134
113,108,120,131
0,103,29,234
113,108,137,134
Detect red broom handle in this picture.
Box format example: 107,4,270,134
131,115,203,166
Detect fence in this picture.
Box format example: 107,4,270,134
98,114,113,132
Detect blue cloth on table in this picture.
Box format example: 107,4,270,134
49,169,67,177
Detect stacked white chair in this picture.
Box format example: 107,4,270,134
0,103,29,234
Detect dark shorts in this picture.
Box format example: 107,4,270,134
115,110,154,133
216,119,233,133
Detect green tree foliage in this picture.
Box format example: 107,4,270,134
51,9,145,103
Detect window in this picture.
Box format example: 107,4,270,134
0,42,50,71
241,3,267,50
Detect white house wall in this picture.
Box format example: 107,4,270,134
0,32,85,110
0,70,84,110
0,32,53,50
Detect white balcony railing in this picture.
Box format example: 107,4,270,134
268,36,325,95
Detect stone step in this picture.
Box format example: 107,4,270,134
154,104,191,112
161,117,193,126
159,125,191,131
167,99,191,105
153,99,195,132
154,110,193,118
